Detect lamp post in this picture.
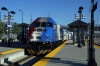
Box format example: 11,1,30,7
75,6,86,47
19,10,24,41
78,6,83,47
30,13,32,24
0,12,1,21
19,10,23,23
1,7,15,47
87,0,97,66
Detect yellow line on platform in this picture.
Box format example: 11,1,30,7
0,48,23,55
32,41,68,66
94,44,100,48
87,42,100,48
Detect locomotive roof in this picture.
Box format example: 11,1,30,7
33,17,56,24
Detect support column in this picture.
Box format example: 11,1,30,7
73,27,75,45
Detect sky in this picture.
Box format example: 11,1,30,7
0,0,100,26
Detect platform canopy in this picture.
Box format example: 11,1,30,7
18,23,29,27
68,20,88,29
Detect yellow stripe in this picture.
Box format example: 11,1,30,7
32,41,68,66
87,42,100,48
30,49,35,54
41,50,48,54
38,50,44,55
27,49,32,54
0,49,23,55
94,44,100,48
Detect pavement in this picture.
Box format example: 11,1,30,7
46,40,87,66
33,40,100,66
94,37,100,45
0,47,16,53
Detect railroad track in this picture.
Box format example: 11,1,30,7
10,50,51,66
0,50,50,66
1,42,64,66
3,55,45,66
13,55,34,65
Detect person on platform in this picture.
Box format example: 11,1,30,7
77,34,82,47
81,34,85,46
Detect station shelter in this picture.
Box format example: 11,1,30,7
18,23,29,42
68,20,88,45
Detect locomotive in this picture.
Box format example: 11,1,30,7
27,17,68,50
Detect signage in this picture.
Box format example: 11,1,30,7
7,25,12,28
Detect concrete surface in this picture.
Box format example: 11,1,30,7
0,48,24,64
46,40,100,66
0,47,16,52
94,37,100,45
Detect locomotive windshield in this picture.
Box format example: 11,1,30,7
30,22,53,27
41,22,46,27
35,22,41,27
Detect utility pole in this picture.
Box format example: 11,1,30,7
87,0,97,66
19,10,24,41
48,13,50,17
30,13,32,24
0,12,1,21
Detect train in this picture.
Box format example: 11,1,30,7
27,17,69,50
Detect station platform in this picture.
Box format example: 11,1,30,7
0,47,24,65
33,40,100,66
94,37,100,46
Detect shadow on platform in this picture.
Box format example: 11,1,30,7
0,42,26,48
43,57,87,66
66,43,74,45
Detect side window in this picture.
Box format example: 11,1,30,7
47,22,53,27
54,24,56,29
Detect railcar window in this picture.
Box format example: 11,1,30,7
47,22,53,27
41,22,46,27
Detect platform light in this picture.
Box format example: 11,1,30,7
82,14,86,19
4,15,14,20
1,7,15,47
75,14,79,19
10,15,14,20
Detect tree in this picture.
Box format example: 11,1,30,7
12,22,19,34
0,21,6,34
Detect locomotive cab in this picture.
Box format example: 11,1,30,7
28,20,56,50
